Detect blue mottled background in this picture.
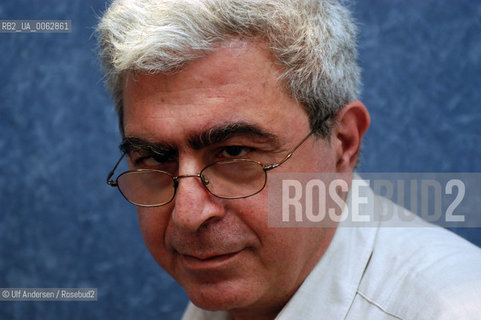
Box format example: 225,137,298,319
0,0,480,319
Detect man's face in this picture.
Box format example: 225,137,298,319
122,40,338,317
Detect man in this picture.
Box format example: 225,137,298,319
98,0,481,319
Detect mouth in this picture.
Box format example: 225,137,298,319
180,250,244,270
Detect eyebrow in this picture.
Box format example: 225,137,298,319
120,122,279,154
188,122,279,150
119,137,177,158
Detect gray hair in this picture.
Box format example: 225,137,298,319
97,0,360,137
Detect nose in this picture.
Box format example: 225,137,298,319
171,172,226,232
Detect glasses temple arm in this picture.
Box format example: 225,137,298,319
106,153,126,186
263,131,314,171
263,113,333,171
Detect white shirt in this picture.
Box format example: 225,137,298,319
182,185,481,319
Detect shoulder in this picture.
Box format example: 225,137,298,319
356,201,481,319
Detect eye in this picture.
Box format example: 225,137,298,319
219,146,252,158
142,156,163,167
132,153,176,169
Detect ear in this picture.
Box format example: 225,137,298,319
331,100,370,172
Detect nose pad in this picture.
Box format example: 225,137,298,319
200,174,210,186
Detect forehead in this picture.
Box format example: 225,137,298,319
122,40,309,142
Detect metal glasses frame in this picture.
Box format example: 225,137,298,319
107,131,314,207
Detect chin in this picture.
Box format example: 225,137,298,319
184,278,259,312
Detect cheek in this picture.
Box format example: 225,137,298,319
136,207,172,265
229,193,269,231
229,194,296,263
236,193,331,281
260,229,304,263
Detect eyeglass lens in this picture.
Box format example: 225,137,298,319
201,160,267,199
117,170,176,206
117,160,267,206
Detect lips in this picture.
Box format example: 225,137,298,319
179,249,244,270
183,251,239,261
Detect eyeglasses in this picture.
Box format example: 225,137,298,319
107,131,313,207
